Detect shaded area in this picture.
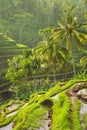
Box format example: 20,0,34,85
0,91,15,101
41,99,53,108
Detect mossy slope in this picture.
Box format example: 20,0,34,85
0,79,87,130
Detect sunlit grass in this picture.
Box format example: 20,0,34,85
52,92,71,130
0,115,14,127
0,79,87,129
84,113,87,128
72,100,82,130
13,104,47,130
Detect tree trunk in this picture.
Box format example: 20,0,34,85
53,62,56,85
71,51,76,76
46,68,50,84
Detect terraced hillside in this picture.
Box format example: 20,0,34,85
0,79,87,130
0,33,26,101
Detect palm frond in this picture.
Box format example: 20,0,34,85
80,56,87,67
59,47,70,58
73,30,83,50
56,51,66,64
75,28,87,35
57,22,65,29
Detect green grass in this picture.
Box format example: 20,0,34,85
0,79,87,129
52,92,71,130
72,100,82,130
13,79,86,130
0,100,25,114
0,100,25,128
0,99,15,106
29,92,40,104
84,113,87,128
13,104,47,130
45,79,87,97
0,115,14,127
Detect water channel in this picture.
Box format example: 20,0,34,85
0,102,28,130
0,122,13,130
77,89,87,130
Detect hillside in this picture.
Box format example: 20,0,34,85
0,79,87,130
0,0,87,101
0,0,87,129
0,33,27,101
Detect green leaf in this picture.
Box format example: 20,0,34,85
16,44,27,48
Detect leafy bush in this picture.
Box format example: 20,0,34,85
74,71,87,79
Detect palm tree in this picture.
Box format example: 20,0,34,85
80,56,87,68
34,27,69,84
52,5,87,76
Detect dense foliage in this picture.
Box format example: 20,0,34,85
0,1,87,130
0,0,87,100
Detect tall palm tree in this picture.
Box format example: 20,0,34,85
34,27,69,84
52,5,87,76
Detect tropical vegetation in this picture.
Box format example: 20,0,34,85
0,0,87,130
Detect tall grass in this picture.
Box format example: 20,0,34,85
72,100,83,130
13,103,47,130
84,113,87,128
52,92,71,130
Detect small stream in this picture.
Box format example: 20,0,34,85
0,122,13,130
77,89,87,95
6,110,18,117
52,94,58,100
80,102,87,130
0,103,28,130
7,102,28,117
77,89,87,130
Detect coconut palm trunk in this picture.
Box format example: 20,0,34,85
53,62,57,85
71,53,76,76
